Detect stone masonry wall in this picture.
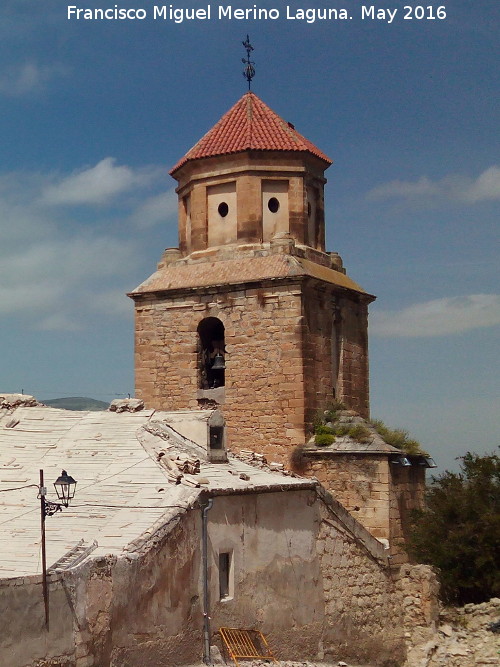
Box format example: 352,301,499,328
389,466,427,566
301,284,337,429
336,297,370,419
316,490,439,666
302,456,427,563
174,151,327,254
134,282,307,462
317,505,403,664
135,278,370,462
305,455,391,541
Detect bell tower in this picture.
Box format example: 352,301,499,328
129,92,375,462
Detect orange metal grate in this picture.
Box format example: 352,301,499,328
219,627,278,667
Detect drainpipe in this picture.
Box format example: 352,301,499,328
201,497,213,665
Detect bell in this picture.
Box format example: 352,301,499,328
211,353,226,370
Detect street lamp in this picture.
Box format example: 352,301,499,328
53,470,77,507
38,469,77,628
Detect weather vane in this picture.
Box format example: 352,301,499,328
242,35,255,90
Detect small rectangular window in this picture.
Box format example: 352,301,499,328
210,425,224,450
219,551,232,600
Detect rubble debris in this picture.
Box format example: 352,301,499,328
0,393,39,409
156,450,203,487
232,449,300,478
405,597,500,667
109,398,144,412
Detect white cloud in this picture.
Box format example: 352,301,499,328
41,158,159,206
0,283,66,315
465,166,500,202
368,166,500,204
37,313,81,332
0,160,166,330
129,190,177,228
0,62,66,97
370,294,500,337
0,237,136,316
91,289,134,317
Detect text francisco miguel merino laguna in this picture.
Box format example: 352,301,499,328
68,4,386,23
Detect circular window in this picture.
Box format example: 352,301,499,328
268,197,280,213
218,202,229,217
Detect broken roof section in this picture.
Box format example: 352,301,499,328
170,91,332,175
0,398,313,578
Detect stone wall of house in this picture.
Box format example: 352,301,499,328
208,489,325,660
315,489,439,666
304,454,392,541
0,487,439,667
301,455,427,563
389,465,427,566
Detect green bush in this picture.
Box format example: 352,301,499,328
371,419,425,455
409,451,500,604
323,401,345,423
345,424,371,443
315,433,335,447
315,424,335,435
328,423,371,443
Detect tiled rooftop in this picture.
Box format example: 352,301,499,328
130,254,367,296
0,402,312,578
170,92,332,173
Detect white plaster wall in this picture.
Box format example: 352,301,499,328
207,489,325,658
0,575,77,667
161,410,210,447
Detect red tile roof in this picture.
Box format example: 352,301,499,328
170,92,332,174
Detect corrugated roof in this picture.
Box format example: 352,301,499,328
130,254,370,297
170,92,332,174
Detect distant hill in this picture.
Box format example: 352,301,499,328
42,397,110,411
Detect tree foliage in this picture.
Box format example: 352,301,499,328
409,450,500,605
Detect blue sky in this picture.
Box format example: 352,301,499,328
1,0,498,473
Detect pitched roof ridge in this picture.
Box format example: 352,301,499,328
246,91,254,146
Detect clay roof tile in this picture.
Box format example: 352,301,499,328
170,92,332,174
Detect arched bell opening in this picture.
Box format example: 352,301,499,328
198,317,226,389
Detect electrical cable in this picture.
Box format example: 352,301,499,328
0,484,39,493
